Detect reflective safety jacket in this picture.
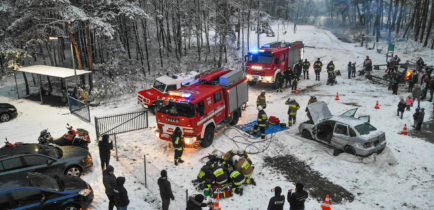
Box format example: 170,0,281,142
285,99,300,116
303,61,310,70
327,63,335,72
213,166,228,185
257,95,266,108
236,157,254,177
257,110,268,127
230,170,246,186
314,61,323,71
172,132,184,150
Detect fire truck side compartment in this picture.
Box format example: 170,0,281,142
219,70,244,86
228,81,248,113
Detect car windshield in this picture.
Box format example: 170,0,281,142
153,80,166,92
158,102,195,118
355,123,377,135
248,54,273,64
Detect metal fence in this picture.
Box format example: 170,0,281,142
94,111,148,160
67,96,91,122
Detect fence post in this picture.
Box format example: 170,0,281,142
144,154,147,188
186,189,188,206
145,111,149,128
114,134,119,161
94,117,99,142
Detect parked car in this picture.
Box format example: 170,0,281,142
0,172,93,210
0,143,93,179
299,101,386,156
0,103,17,122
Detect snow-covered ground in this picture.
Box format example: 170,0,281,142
1,23,433,210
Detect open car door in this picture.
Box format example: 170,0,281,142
340,108,358,117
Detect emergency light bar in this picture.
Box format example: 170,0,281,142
168,91,192,98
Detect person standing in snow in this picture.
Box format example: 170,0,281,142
326,61,335,75
347,62,352,79
405,96,414,111
253,105,268,139
415,108,425,131
114,177,129,210
313,58,323,81
291,74,299,93
267,186,285,210
257,90,267,109
413,108,420,128
397,98,406,119
408,72,417,92
172,127,184,166
284,69,293,88
412,84,422,108
158,170,174,210
294,60,303,80
103,165,117,210
351,62,356,78
285,98,300,126
287,183,308,210
363,56,372,73
98,134,113,170
302,59,310,80
277,73,285,92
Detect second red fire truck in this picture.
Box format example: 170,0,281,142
154,68,248,148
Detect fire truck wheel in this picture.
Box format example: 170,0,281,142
200,125,215,148
248,80,256,86
229,111,240,126
148,106,156,114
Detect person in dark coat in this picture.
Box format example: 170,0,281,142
172,127,184,165
103,165,117,210
294,60,303,80
412,84,422,108
397,98,406,119
114,177,129,210
313,58,323,81
415,108,425,131
302,59,310,79
99,134,113,170
351,62,356,77
186,194,211,210
429,77,434,102
287,183,308,210
347,62,352,79
267,186,285,210
158,170,174,210
284,70,294,88
413,108,420,128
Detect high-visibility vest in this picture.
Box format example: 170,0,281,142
230,171,245,186
213,168,227,185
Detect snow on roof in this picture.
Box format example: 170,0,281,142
18,65,91,78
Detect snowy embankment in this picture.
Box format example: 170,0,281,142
1,22,433,210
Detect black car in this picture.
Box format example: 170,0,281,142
0,172,93,210
0,103,17,122
0,143,93,179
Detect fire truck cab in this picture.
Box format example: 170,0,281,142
154,69,248,148
137,72,197,113
245,41,304,88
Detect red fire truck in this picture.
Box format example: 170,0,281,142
137,72,198,113
245,41,304,88
154,68,248,148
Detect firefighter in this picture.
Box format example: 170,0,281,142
363,56,372,74
313,58,323,81
171,127,184,166
193,162,214,190
306,96,317,123
284,70,294,88
294,60,303,80
212,165,229,186
291,74,299,93
256,90,267,109
302,59,310,79
276,73,285,92
253,105,268,139
223,150,250,169
327,61,335,75
234,156,256,185
230,170,245,195
285,98,300,126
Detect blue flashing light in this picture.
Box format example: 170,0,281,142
249,48,259,54
172,75,178,79
263,44,270,48
182,93,192,98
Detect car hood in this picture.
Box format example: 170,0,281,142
60,175,89,191
307,101,333,124
0,103,15,109
60,146,89,158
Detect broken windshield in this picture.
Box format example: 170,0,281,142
248,54,273,64
153,80,166,92
158,101,195,118
355,123,377,135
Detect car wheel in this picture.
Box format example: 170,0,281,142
344,145,356,155
248,80,256,86
63,204,80,210
65,166,82,177
229,111,239,126
301,130,313,140
200,125,215,148
0,113,10,122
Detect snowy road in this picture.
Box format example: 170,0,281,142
1,23,433,210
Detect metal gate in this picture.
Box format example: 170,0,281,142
94,111,149,160
67,96,91,122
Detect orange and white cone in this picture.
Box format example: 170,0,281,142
213,194,221,210
295,89,300,95
335,92,340,101
321,194,332,210
375,101,380,109
401,124,408,135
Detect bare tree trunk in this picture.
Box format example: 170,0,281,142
418,0,429,42
85,21,93,91
155,0,164,68
247,0,251,51
403,3,416,38
66,22,82,69
424,0,434,47
414,0,422,41
396,0,404,34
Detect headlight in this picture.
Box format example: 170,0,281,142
79,189,92,196
8,108,16,111
246,75,252,80
154,130,160,138
184,137,197,145
251,65,263,70
265,76,273,82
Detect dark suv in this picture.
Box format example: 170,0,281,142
0,172,93,210
0,103,17,122
0,144,93,179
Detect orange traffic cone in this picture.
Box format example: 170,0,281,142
335,92,340,101
375,101,380,109
295,89,300,95
401,124,408,135
213,194,221,210
321,194,332,210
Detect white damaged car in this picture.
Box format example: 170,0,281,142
298,101,386,156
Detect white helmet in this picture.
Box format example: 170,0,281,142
257,105,263,111
261,90,265,93
232,155,241,165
